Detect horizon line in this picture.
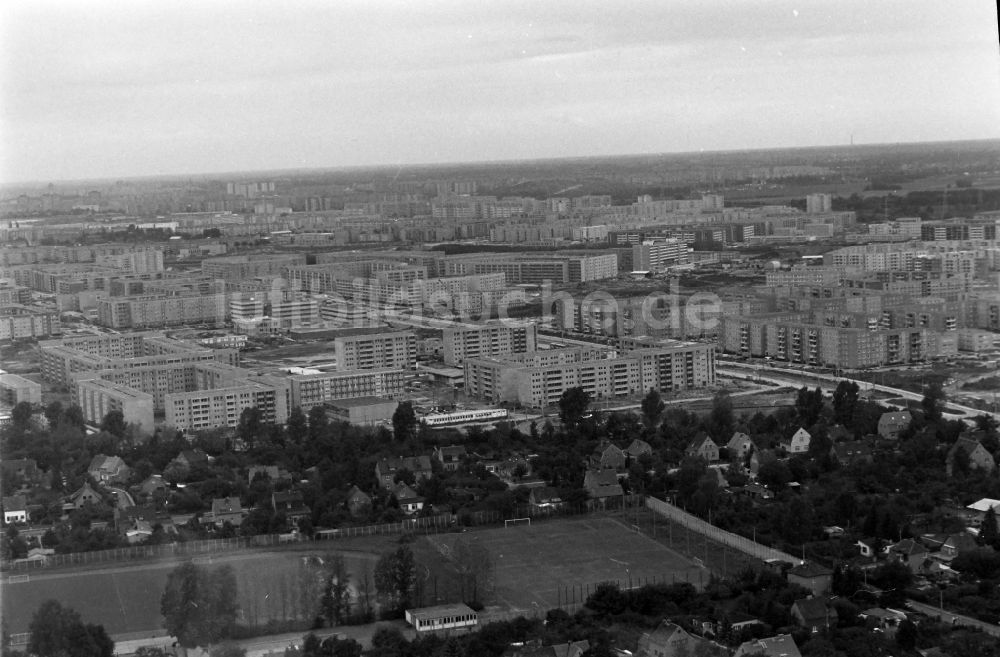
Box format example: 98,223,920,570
3,135,1000,189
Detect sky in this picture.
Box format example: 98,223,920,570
2,0,999,183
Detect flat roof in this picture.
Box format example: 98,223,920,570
407,603,477,621
328,396,396,408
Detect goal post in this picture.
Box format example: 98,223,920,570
7,574,29,584
630,524,642,535
505,518,531,528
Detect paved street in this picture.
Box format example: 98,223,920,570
907,600,1000,637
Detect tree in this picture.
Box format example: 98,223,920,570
795,387,825,426
236,407,264,450
392,402,418,442
321,555,351,626
707,390,734,439
374,545,416,614
308,406,329,442
558,386,591,427
369,627,410,657
160,563,239,649
641,389,665,429
286,407,308,445
895,619,917,651
832,380,860,426
99,410,127,438
61,405,86,430
981,506,999,548
43,401,63,429
922,382,945,422
28,600,114,657
11,401,33,431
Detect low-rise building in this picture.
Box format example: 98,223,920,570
375,455,433,489
787,563,833,596
0,373,42,406
327,396,398,426
734,634,802,657
2,495,28,524
406,603,478,634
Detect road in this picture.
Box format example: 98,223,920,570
111,621,414,656
109,486,136,509
717,361,1000,423
907,600,1000,637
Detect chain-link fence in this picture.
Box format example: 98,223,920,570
2,494,647,572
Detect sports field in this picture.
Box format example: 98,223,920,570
2,549,380,638
421,516,705,614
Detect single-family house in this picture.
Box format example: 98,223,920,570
114,504,168,543
66,482,103,510
781,428,811,454
787,562,833,596
939,533,978,562
878,411,912,441
856,537,881,558
434,445,467,472
636,620,724,657
888,538,929,571
946,437,996,476
743,483,774,501
727,432,754,460
210,497,245,527
248,465,291,484
734,634,802,657
375,455,433,489
272,490,311,526
391,482,424,515
346,485,372,517
590,440,626,470
686,435,720,463
791,596,838,632
87,454,131,485
174,449,209,470
503,640,590,657
624,439,653,459
748,448,777,477
529,487,564,514
830,441,874,466
860,608,907,634
1,458,42,488
2,495,28,525
137,474,169,503
583,470,623,503
964,498,1000,529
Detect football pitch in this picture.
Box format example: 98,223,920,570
1,549,380,638
422,516,706,614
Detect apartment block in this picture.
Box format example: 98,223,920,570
39,334,237,386
0,306,60,341
632,240,689,272
0,373,42,406
334,330,416,371
288,369,407,411
165,381,287,432
202,254,305,281
463,342,715,408
720,313,938,368
77,379,155,434
806,193,832,214
442,322,537,365
97,293,228,329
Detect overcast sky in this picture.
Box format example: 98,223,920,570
2,0,999,183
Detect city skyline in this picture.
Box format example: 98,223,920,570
2,0,1000,183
